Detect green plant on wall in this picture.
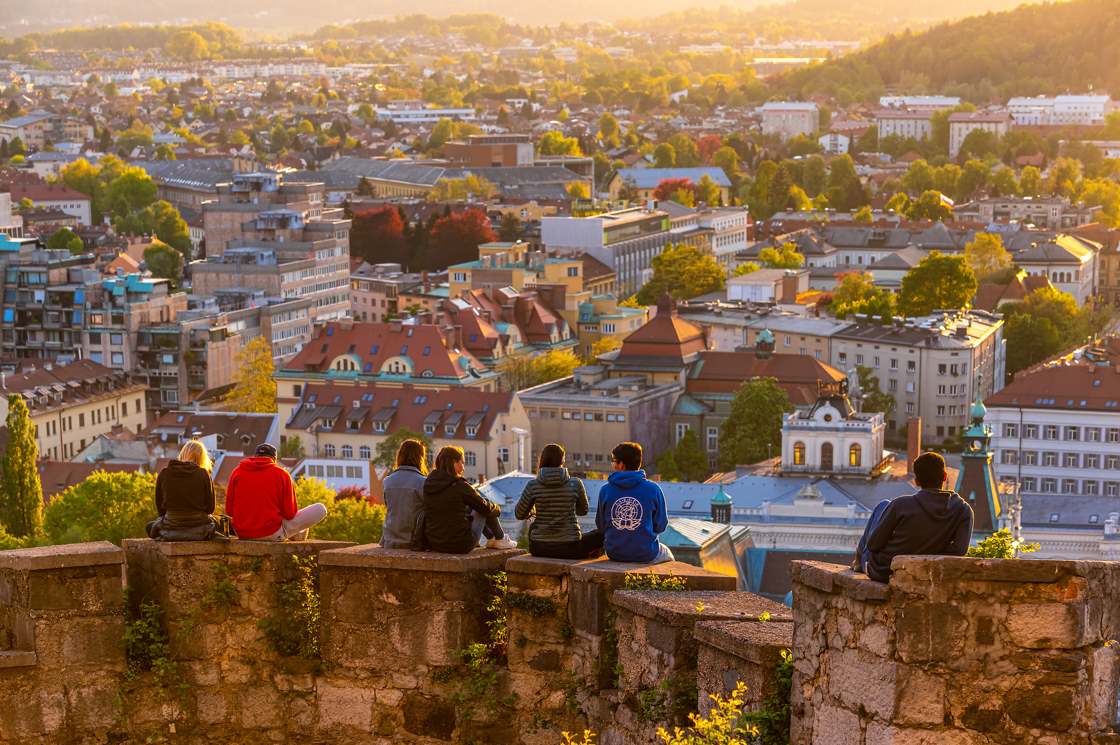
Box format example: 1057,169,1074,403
966,528,1040,559
259,554,320,658
656,680,758,744
622,571,688,592
741,649,793,745
123,598,185,697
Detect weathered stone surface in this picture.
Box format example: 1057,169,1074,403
1006,602,1086,649
0,541,123,571
402,692,457,740
318,543,521,571
611,590,791,626
504,554,591,577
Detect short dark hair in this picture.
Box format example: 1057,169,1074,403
611,442,643,471
913,451,947,488
434,445,465,476
538,443,565,470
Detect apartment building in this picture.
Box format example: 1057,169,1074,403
879,96,961,110
759,102,820,142
607,167,733,204
541,207,672,295
0,359,148,461
5,182,92,226
350,263,427,323
1005,233,1099,304
948,112,1011,158
964,197,1098,230
444,134,534,167
829,310,1006,443
282,382,528,481
82,273,188,371
201,171,331,257
1007,95,1114,127
874,109,934,142
986,339,1120,501
0,110,93,149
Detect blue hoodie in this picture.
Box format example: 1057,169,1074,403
596,469,667,563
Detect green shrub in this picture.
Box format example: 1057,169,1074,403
623,570,688,591
295,476,385,543
44,471,157,545
966,528,1039,559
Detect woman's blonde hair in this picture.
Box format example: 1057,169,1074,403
395,439,429,475
433,446,465,476
177,439,213,472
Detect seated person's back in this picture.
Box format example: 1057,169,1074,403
860,451,974,582
596,442,672,564
226,444,297,539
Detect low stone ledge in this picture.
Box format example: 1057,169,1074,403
0,650,37,668
612,591,792,626
0,541,124,571
122,537,354,557
791,560,889,601
694,619,794,664
504,554,594,576
890,554,1104,588
569,559,738,590
319,544,522,571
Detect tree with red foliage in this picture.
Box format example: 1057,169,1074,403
653,178,697,205
350,206,408,266
697,134,724,163
427,209,497,269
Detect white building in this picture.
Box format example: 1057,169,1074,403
541,207,672,295
1007,95,1114,127
759,102,820,142
780,381,887,475
948,112,1010,158
373,106,478,124
1009,233,1098,305
291,458,373,493
818,132,850,154
879,95,961,110
874,109,933,141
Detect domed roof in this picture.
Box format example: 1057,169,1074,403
711,484,732,506
970,395,987,422
757,328,775,345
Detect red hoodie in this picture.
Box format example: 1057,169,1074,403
225,457,297,539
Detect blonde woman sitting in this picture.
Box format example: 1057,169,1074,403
147,439,223,541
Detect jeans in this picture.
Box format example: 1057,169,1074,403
856,499,891,574
530,529,604,560
266,503,328,541
468,507,505,546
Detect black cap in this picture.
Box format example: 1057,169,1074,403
255,443,278,459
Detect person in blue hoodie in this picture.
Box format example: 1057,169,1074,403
596,441,674,564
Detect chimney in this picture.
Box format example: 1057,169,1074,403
780,273,800,304
907,416,922,475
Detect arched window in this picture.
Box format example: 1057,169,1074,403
820,442,834,471
323,444,336,458
341,445,353,459
849,443,862,468
359,446,371,460
793,441,806,466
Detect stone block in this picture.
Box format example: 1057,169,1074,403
895,602,967,664
401,691,457,740
893,666,945,726
318,543,521,571
611,590,791,626
28,566,123,612
0,541,124,572
826,647,897,720
318,682,375,729
809,703,861,745
1006,602,1087,649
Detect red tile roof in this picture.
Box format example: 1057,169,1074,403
687,351,845,406
6,182,90,203
617,295,706,363
987,337,1120,412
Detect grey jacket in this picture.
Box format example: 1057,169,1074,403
515,467,587,543
381,466,426,549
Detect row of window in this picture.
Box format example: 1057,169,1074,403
1016,477,1118,496
1002,424,1117,442
304,464,365,479
527,408,628,423
1000,450,1120,469
791,441,863,467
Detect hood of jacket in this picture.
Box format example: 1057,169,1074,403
237,456,282,472
424,469,462,495
536,466,571,486
167,459,205,476
607,469,648,490
914,489,964,521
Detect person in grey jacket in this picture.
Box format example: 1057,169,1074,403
381,439,429,549
515,443,603,560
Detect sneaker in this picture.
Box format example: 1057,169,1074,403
486,536,517,550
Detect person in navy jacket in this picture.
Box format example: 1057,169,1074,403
596,441,674,564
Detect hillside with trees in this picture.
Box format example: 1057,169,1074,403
776,0,1119,103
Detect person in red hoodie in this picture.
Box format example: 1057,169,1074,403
226,444,327,540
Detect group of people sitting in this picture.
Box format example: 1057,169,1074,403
149,435,974,580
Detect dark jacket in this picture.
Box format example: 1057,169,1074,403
515,467,587,543
226,456,297,539
422,469,500,554
595,469,668,563
381,466,426,549
865,488,974,582
155,460,215,529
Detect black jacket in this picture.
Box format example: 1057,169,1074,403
155,460,216,529
865,488,974,582
422,470,500,554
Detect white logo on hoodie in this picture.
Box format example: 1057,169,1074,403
610,496,643,531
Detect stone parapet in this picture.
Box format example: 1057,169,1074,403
791,556,1120,745
0,541,125,743
695,619,794,713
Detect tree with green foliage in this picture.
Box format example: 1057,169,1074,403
825,154,867,211
497,349,582,391
711,146,740,179
718,378,793,469
538,130,581,156
43,470,155,545
957,130,1000,162
598,112,621,149
143,241,183,288
279,436,306,460
635,243,725,304
653,142,676,168
853,205,874,223
989,166,1019,197
830,272,896,320
1002,286,1101,377
734,262,760,277
164,29,210,60
884,192,911,215
1019,166,1043,196
759,242,805,269
897,251,977,317
294,477,384,544
906,190,953,222
656,429,710,482
668,134,701,167
374,428,434,469
856,366,896,417
116,200,191,258
963,233,1012,280
1,395,43,538
695,174,721,206
224,336,277,413
46,227,84,254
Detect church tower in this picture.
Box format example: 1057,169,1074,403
710,484,732,524
955,393,1002,533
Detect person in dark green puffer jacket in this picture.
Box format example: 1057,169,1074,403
515,443,603,560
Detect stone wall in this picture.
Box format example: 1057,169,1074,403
5,540,1117,745
791,557,1120,745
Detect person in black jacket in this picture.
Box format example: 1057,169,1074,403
855,451,974,582
422,446,516,553
147,439,218,541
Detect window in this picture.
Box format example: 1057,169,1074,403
110,333,123,345
889,359,898,370
849,444,861,468
323,444,336,457
1108,482,1120,497
1024,424,1039,439
1087,427,1102,442
111,352,124,366
341,445,353,459
1041,478,1057,493
1085,480,1099,495
1109,455,1120,470
793,441,805,466
465,426,478,437
1064,426,1080,441
567,266,579,277
499,448,509,463
1043,425,1058,440
1000,450,1017,465
888,379,898,392
1003,424,1018,438
1062,479,1077,494
1043,452,1057,467
1063,453,1079,468
79,413,85,427
907,360,916,372
1021,477,1037,492
1085,454,1100,469
359,446,371,460
856,354,864,365
905,382,914,393
1109,428,1120,443
1023,451,1038,466
675,423,690,443
465,451,477,467
706,427,718,452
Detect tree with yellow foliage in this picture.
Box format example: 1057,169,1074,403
224,336,278,413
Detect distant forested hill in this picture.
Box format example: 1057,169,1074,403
774,0,1119,104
